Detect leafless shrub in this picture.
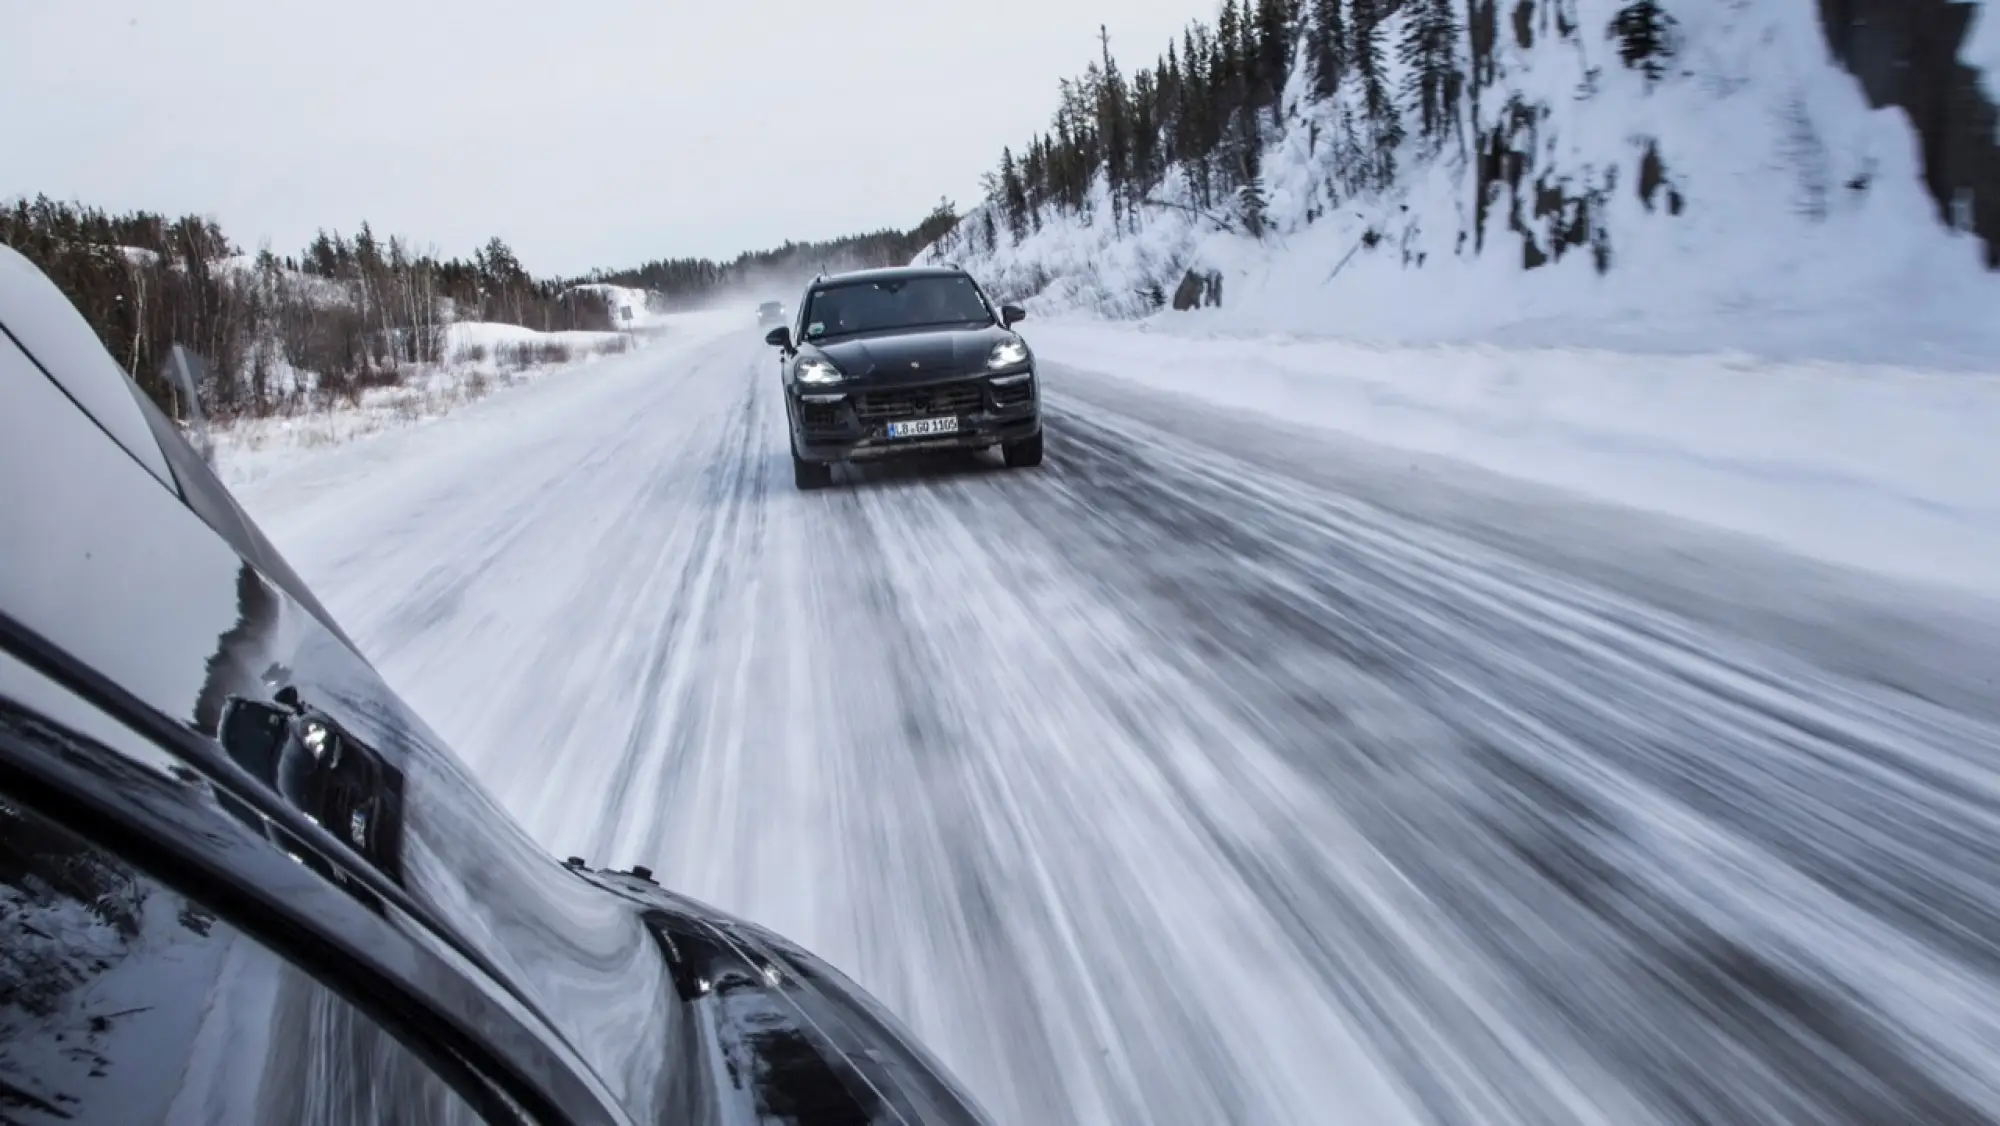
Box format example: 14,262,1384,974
0,200,619,421
493,340,571,370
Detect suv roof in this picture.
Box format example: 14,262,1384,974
815,265,964,286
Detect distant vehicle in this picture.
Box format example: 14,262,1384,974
763,265,1041,490
756,300,783,326
0,243,997,1126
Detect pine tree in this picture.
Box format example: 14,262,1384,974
1216,0,1248,135
478,236,523,285
1252,0,1297,123
1611,1,1675,85
305,231,339,277
1214,4,1259,192
999,147,1030,242
1307,0,1347,99
1098,26,1132,220
1217,0,1244,91
1350,0,1404,184
1181,25,1217,207
1156,50,1182,168
1053,115,1078,212
1175,28,1204,167
1238,137,1270,238
1129,67,1162,211
1023,139,1047,225
1401,0,1465,148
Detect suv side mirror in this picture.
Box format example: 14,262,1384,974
1000,305,1026,327
764,326,791,349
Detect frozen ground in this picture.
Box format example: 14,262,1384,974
239,324,2000,1125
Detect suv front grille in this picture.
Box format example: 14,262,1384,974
799,402,843,429
853,384,983,423
991,379,1033,409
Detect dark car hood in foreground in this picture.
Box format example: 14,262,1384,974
581,869,990,1124
811,324,1014,383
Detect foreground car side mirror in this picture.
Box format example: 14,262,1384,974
764,326,791,349
1001,305,1026,327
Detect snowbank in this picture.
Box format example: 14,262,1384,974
229,309,746,510
445,320,634,363
215,318,655,489
1037,319,2000,597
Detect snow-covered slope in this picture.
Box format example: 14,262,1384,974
928,0,2000,358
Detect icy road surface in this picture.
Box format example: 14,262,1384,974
243,321,2000,1126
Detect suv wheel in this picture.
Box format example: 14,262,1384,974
1002,431,1043,469
794,453,832,490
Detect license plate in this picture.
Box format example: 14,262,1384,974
887,416,959,439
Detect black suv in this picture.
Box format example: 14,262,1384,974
764,266,1041,490
756,300,783,326
0,244,994,1125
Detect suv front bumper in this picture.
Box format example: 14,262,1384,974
790,373,1039,463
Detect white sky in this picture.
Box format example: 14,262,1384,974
2,0,1205,276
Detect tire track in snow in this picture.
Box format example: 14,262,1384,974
1027,396,2000,1125
592,368,772,861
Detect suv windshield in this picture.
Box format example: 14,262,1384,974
803,276,992,340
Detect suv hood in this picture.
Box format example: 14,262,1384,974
812,324,1012,382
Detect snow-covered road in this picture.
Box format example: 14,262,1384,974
241,321,2000,1125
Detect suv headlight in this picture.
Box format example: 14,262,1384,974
988,338,1030,370
796,358,843,385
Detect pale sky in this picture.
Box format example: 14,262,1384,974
2,0,1205,276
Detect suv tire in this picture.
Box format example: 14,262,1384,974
794,453,832,490
1002,431,1043,469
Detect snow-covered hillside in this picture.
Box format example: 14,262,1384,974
927,0,2000,358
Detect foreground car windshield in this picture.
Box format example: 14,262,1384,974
804,276,992,340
